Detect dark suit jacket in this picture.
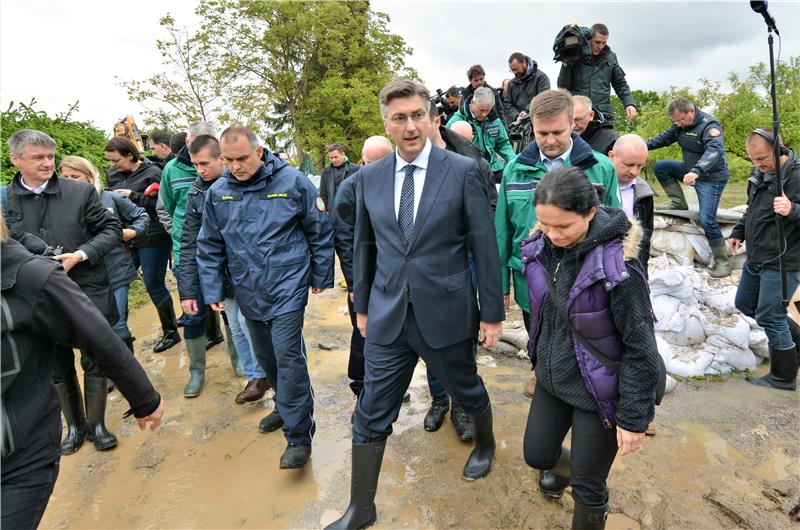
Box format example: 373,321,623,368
353,145,504,349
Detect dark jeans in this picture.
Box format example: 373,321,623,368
52,344,102,383
653,160,726,241
354,304,489,444
246,310,315,445
735,262,800,349
131,245,172,307
347,294,366,397
182,288,208,340
523,384,618,507
1,449,60,530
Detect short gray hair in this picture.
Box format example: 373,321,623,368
572,95,593,112
473,87,495,108
668,97,693,116
8,129,56,156
379,79,431,118
187,122,217,142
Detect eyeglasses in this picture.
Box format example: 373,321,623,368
573,112,592,125
388,111,428,125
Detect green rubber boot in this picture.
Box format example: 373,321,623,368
225,323,245,377
661,180,688,210
709,239,731,278
184,336,207,398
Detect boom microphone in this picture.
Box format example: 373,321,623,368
750,1,780,35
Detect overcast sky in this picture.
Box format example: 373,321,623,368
2,0,799,136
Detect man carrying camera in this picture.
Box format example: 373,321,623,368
557,23,636,123
503,52,551,126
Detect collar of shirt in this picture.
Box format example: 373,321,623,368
540,139,573,171
394,139,432,221
19,175,49,194
619,178,637,218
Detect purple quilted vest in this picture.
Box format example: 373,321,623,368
521,231,631,429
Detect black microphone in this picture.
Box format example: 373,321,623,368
750,0,780,35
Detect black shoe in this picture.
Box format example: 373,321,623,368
84,374,118,451
205,310,224,351
153,300,181,353
572,500,608,530
463,404,495,480
53,373,86,455
423,397,450,432
401,391,411,402
746,346,798,391
539,447,571,500
205,334,225,351
450,404,473,442
259,409,284,433
324,441,386,529
280,443,311,469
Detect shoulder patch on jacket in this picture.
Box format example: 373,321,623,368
216,194,241,201
708,127,721,138
315,197,326,212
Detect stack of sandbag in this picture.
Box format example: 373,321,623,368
649,260,768,377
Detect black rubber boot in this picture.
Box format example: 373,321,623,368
153,300,181,353
423,396,450,432
787,318,800,369
324,441,386,529
84,374,118,450
539,446,571,499
53,373,86,455
450,403,474,442
205,310,225,351
572,501,608,530
746,346,798,391
463,404,495,480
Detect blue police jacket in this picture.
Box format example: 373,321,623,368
196,152,334,321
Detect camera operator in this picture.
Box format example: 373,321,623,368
572,95,619,156
458,65,506,125
503,52,550,126
557,23,636,123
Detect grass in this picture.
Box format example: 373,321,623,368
128,278,150,310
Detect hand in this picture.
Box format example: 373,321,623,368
136,398,165,431
356,313,368,338
349,292,355,303
115,188,133,198
683,172,699,186
54,252,83,272
311,287,326,294
504,294,510,312
774,193,792,216
210,301,225,312
625,105,637,120
616,426,645,456
122,228,137,242
515,111,529,124
728,238,742,253
181,299,199,316
478,321,503,349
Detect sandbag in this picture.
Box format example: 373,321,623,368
667,346,714,377
650,268,695,300
706,335,758,371
749,329,769,358
702,312,751,350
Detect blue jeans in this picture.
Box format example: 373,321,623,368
131,245,172,307
653,160,727,241
735,262,800,349
225,297,263,380
112,284,132,340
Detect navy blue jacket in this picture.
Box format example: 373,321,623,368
197,152,335,321
100,190,149,289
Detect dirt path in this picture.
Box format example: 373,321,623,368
41,278,799,529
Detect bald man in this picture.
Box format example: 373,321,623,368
450,120,474,143
608,134,655,268
333,136,395,404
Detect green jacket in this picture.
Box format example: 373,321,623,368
494,134,621,312
557,46,634,116
447,109,516,173
158,148,197,266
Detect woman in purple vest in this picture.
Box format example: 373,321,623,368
520,167,660,529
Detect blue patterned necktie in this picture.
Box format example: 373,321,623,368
398,164,416,243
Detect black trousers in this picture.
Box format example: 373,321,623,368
353,304,490,444
1,435,61,530
523,384,618,506
52,344,102,383
346,294,365,397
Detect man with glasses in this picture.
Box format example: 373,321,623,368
646,96,731,277
503,52,550,126
572,95,618,156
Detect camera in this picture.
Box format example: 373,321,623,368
553,24,592,66
508,119,532,154
431,88,457,122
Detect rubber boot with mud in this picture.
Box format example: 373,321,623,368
708,239,731,278
224,322,245,377
423,396,450,432
746,346,798,391
324,441,386,530
660,180,688,210
53,373,86,455
572,501,608,530
450,404,474,442
539,446,571,499
84,374,118,451
184,336,207,397
463,404,495,480
153,300,181,353
205,310,225,351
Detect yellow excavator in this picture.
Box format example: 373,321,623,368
112,115,146,151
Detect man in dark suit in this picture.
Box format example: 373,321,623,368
326,80,504,530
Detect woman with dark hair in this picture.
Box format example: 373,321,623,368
520,166,660,529
104,137,180,352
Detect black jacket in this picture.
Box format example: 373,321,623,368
319,161,359,216
333,170,362,291
503,56,551,124
731,150,800,270
632,179,655,268
440,126,498,213
1,238,160,469
580,114,619,156
3,174,121,323
108,159,171,247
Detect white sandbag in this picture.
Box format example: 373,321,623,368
749,329,769,358
698,286,738,314
706,335,759,371
667,346,714,377
655,335,674,365
686,234,712,265
741,314,759,329
649,268,695,300
702,312,751,350
660,313,706,346
650,231,695,266
664,374,678,394
652,295,682,324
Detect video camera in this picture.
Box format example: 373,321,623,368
508,119,532,154
430,88,457,121
553,24,592,66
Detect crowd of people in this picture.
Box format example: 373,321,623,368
2,20,799,530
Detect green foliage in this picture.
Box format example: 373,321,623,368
1,100,109,185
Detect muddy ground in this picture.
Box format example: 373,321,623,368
41,273,799,530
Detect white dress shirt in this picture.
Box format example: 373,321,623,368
394,139,432,221
540,139,573,172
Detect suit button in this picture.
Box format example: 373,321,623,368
33,195,41,201
405,256,411,261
